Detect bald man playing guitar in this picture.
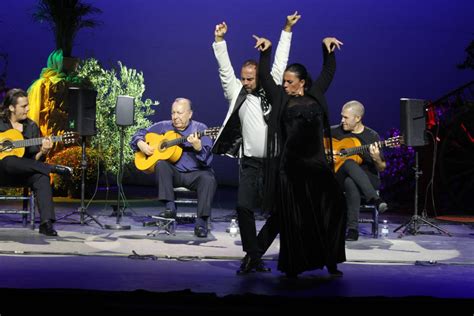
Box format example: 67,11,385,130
331,100,389,241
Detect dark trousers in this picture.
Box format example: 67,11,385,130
336,159,380,230
0,156,55,223
237,156,279,258
155,160,217,218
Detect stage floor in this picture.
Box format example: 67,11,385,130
0,191,473,312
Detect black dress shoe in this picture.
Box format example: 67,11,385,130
50,164,73,176
285,272,298,279
237,255,255,275
255,259,271,272
39,221,58,236
194,226,208,238
327,264,343,277
236,255,270,274
158,209,177,219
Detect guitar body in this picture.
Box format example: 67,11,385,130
0,129,26,160
134,130,184,174
329,137,363,172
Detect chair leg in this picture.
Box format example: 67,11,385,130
373,207,379,238
29,192,35,230
21,187,28,227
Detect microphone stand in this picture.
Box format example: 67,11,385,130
105,125,131,230
394,149,451,237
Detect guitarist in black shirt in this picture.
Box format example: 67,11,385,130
331,100,388,241
0,88,72,236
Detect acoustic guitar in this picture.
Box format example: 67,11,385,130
326,136,403,172
134,127,220,174
0,129,77,160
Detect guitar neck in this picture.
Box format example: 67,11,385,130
343,140,387,156
13,135,63,149
164,130,205,148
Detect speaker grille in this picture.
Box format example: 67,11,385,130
115,96,135,126
400,98,427,147
67,87,97,136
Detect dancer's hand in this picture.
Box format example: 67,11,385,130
253,35,272,51
323,37,343,53
215,22,227,42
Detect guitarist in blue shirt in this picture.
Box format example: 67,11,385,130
331,100,388,241
0,88,72,236
130,98,217,238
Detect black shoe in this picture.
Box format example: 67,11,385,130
345,229,359,241
374,198,388,214
158,209,177,219
236,255,269,274
194,226,208,238
50,164,73,176
39,221,58,236
236,255,255,275
285,272,298,279
327,264,343,277
255,259,271,272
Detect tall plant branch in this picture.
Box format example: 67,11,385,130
33,0,102,57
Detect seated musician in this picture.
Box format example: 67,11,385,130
331,100,388,241
130,97,217,238
0,88,72,236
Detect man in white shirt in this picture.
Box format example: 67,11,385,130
212,12,300,274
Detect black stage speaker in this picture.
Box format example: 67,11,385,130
68,87,97,136
400,98,427,147
115,95,134,126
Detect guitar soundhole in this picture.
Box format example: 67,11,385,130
1,140,13,151
160,141,167,151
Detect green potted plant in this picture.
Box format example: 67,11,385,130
76,58,158,175
33,0,102,72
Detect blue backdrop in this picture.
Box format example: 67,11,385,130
1,0,473,184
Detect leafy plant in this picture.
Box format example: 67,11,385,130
75,58,158,174
33,0,102,57
47,146,100,197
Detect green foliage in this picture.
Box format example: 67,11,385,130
33,0,102,57
47,146,100,196
76,58,158,174
0,187,23,196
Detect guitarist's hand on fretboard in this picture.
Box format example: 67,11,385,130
35,136,53,160
41,137,53,154
187,132,202,151
368,142,386,171
368,142,381,160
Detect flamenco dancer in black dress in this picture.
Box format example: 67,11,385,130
255,35,347,278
